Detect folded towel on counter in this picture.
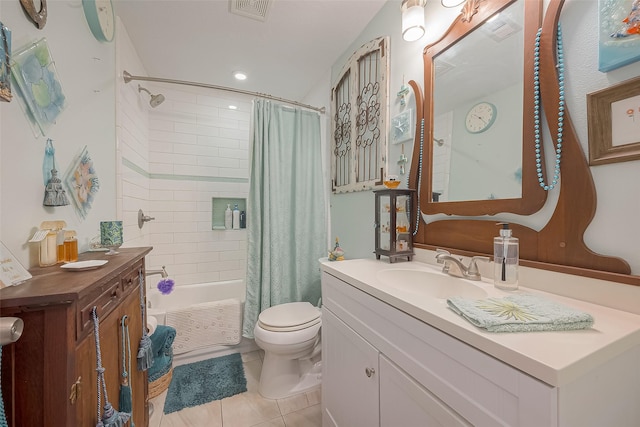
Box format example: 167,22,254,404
447,294,594,333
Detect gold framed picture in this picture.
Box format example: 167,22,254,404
587,76,640,166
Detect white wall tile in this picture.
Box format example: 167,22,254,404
120,78,251,287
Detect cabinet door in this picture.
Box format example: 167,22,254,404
75,286,147,426
322,308,379,427
380,355,472,427
76,301,122,425
122,285,148,427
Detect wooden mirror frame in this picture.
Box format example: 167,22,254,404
423,0,546,216
408,0,639,286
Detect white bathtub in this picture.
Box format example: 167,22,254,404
146,279,257,364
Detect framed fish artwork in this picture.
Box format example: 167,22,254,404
599,0,640,72
63,146,100,221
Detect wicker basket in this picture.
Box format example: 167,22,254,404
148,366,173,399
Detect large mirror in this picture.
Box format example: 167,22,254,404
422,0,545,215
432,1,524,202
409,0,636,285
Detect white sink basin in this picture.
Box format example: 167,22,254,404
376,268,488,300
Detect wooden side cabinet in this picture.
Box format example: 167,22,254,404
0,247,152,427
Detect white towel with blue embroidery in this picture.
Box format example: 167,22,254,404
446,294,594,333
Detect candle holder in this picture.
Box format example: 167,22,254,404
100,221,123,255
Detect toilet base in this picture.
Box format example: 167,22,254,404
258,353,322,400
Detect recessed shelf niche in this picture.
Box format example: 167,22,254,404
211,197,247,230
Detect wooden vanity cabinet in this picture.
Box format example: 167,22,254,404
0,247,152,427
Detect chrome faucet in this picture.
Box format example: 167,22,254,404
146,265,168,279
435,249,489,281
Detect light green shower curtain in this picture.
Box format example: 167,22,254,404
242,100,327,339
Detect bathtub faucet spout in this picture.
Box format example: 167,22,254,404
147,266,168,279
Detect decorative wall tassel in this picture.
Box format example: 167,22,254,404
42,138,69,207
136,334,153,371
98,403,128,427
43,138,55,186
92,307,131,427
136,270,154,371
119,316,134,425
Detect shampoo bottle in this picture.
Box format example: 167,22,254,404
225,204,233,229
232,204,240,230
493,222,519,290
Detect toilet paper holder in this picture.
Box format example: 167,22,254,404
0,317,24,345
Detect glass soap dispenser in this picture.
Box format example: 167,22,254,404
494,222,519,290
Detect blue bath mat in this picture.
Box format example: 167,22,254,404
163,353,247,414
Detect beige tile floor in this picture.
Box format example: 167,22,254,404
149,351,322,427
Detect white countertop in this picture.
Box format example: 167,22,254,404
320,258,640,387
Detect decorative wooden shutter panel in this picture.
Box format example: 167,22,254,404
331,37,389,193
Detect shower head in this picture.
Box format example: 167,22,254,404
138,85,165,108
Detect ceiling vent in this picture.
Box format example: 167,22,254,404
229,0,272,22
482,15,521,42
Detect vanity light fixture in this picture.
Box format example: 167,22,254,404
233,71,248,81
401,0,427,42
228,105,238,110
440,0,465,8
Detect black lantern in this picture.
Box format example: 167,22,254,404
374,188,415,263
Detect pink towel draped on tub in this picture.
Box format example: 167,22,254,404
165,298,242,354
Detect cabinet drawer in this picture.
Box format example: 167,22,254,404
121,262,142,295
77,278,121,340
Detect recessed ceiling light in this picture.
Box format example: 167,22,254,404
233,71,247,81
229,105,238,110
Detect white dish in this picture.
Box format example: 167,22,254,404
61,260,108,271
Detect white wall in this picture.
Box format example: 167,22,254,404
116,19,150,248
302,69,332,250
329,0,640,274
1,1,117,267
144,84,250,286
115,20,251,287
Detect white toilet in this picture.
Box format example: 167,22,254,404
253,302,322,399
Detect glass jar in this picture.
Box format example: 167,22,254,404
39,231,58,267
64,235,78,262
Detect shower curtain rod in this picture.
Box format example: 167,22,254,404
122,70,326,114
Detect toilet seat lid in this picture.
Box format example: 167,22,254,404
258,302,320,330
